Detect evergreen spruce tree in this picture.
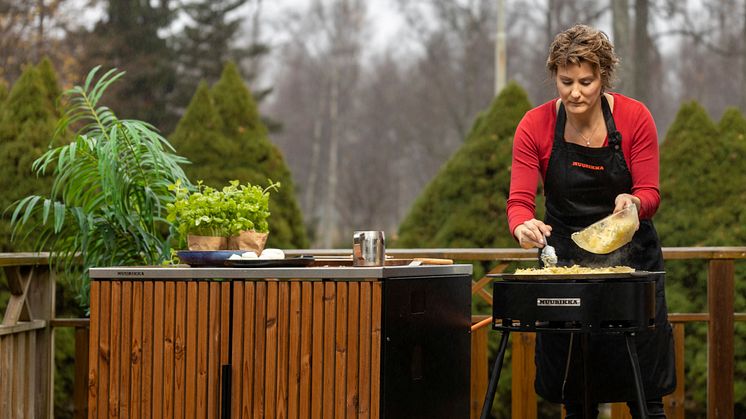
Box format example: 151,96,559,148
172,63,308,249
173,0,270,113
37,58,63,112
396,82,532,249
73,0,177,131
711,108,746,244
169,81,236,185
0,63,61,251
657,102,720,246
0,79,7,105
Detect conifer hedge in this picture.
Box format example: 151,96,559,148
170,62,308,249
656,102,746,413
396,82,532,249
0,60,62,251
0,80,7,104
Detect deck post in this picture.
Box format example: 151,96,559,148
27,265,56,419
707,259,734,419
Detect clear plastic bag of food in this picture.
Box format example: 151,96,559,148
571,205,639,254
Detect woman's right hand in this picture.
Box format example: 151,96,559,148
513,219,553,249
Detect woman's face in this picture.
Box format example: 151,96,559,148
555,61,603,116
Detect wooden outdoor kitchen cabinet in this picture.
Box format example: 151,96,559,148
87,264,472,419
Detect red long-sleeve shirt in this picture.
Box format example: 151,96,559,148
507,93,660,235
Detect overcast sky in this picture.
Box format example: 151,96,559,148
261,0,407,51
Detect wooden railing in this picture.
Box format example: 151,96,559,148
0,253,56,419
1,248,744,419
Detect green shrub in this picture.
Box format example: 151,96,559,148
0,61,62,252
657,102,746,413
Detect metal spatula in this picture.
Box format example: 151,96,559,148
540,233,558,267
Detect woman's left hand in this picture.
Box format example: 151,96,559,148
614,193,641,230
613,193,640,213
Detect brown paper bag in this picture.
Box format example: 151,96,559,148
187,235,228,251
228,230,268,253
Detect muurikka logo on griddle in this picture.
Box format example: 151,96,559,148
536,298,581,307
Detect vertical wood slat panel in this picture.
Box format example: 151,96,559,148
185,282,198,418
265,282,279,419
163,282,176,418
252,282,267,419
299,282,314,418
75,325,89,419
108,281,122,418
311,283,324,419
119,281,132,418
276,282,291,419
30,266,54,419
334,283,348,418
207,282,221,418
196,282,210,419
322,282,337,419
12,328,26,418
174,283,187,419
7,333,15,417
87,278,385,419
511,332,537,419
610,403,632,419
221,280,378,418
221,281,233,419
469,321,488,419
241,282,256,418
0,336,6,418
357,282,372,419
220,282,232,370
151,282,165,418
141,282,154,419
26,332,36,419
130,282,143,419
87,281,100,419
664,323,686,419
346,282,360,419
88,279,229,419
231,281,244,419
98,281,111,419
287,282,302,419
7,334,15,418
370,282,382,419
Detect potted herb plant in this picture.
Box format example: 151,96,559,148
167,179,280,253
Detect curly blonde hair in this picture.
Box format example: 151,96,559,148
546,24,619,90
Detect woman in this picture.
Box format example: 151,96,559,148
506,24,675,417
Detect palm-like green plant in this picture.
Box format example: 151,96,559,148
10,67,191,307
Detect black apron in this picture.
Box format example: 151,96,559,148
535,96,676,403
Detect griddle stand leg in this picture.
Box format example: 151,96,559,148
625,332,649,419
479,330,510,419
